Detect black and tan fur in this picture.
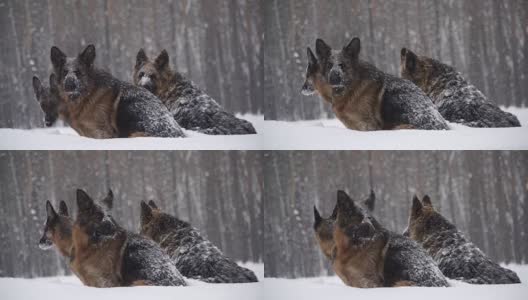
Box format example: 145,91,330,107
38,201,73,257
313,190,376,261
303,38,449,131
332,190,388,288
71,189,186,287
50,45,184,138
133,49,256,135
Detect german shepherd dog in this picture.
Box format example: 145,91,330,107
302,38,449,130
313,190,375,261
38,190,114,259
400,48,520,128
133,49,256,135
140,200,258,283
50,45,185,138
332,190,388,288
314,190,449,287
71,189,186,287
405,195,520,284
38,200,73,257
32,74,68,127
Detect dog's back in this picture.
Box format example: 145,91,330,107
140,202,258,283
383,232,449,287
120,232,187,286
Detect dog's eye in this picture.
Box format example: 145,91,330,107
338,63,345,69
74,70,81,76
138,72,145,78
327,62,333,69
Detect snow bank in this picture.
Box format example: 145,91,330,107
0,262,263,300
263,264,527,300
1,263,526,299
0,115,264,150
1,109,527,150
261,107,528,150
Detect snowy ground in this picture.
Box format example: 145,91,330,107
261,107,528,150
0,262,263,300
264,264,528,300
0,115,264,150
1,108,527,150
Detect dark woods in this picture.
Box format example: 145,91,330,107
264,0,528,120
263,151,528,278
0,0,263,128
0,151,263,278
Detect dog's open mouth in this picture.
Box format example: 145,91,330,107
38,240,53,250
332,85,345,94
66,91,81,101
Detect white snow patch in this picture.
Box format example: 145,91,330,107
0,115,264,150
1,108,527,150
263,264,528,300
261,107,528,150
0,262,263,300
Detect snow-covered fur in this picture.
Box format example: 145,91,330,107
405,195,521,284
383,231,448,287
133,49,256,135
50,45,185,138
400,48,520,128
304,38,449,130
140,200,258,283
72,189,186,287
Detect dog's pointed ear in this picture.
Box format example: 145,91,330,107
148,200,158,210
315,39,331,60
411,195,423,217
337,190,353,209
140,201,154,225
58,201,69,216
307,47,317,66
48,73,56,87
136,48,148,70
79,44,96,68
102,189,113,210
330,201,338,219
337,190,361,216
46,200,58,220
50,46,66,70
343,37,361,59
32,76,42,98
76,189,94,212
313,205,322,228
364,189,375,212
402,48,417,72
155,49,169,70
422,195,433,208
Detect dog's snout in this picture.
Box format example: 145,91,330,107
329,70,342,85
64,76,78,92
